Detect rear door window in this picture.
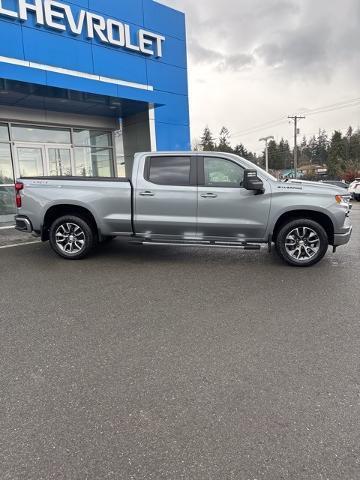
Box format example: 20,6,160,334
146,156,192,186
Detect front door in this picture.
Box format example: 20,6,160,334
134,155,198,238
197,156,271,241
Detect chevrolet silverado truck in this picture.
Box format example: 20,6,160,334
14,151,352,267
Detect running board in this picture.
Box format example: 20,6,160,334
133,240,262,250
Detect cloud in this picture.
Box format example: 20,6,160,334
189,40,254,72
166,0,360,79
161,0,360,152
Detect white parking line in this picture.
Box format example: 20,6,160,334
0,226,15,230
0,241,40,249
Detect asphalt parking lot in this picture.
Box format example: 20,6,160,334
1,204,359,480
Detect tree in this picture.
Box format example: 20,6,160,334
316,129,329,165
278,138,292,170
200,126,215,151
328,131,346,177
233,143,248,158
192,137,202,151
217,126,233,153
267,139,281,170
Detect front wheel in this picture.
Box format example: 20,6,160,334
275,219,329,267
49,215,96,260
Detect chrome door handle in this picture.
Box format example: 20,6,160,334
200,193,218,198
140,191,155,197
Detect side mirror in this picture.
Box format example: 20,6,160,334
243,169,264,194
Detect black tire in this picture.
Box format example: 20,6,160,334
275,218,329,267
49,215,96,260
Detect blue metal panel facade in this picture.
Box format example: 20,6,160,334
0,0,190,150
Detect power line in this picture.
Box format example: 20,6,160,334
230,96,360,139
304,97,360,116
231,117,287,139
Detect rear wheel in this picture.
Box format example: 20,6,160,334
49,215,96,260
275,219,329,267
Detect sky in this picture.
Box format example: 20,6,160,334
162,0,360,154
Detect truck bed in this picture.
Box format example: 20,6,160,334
18,176,133,237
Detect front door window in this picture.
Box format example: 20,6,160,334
204,157,244,187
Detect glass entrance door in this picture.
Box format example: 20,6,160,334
16,145,45,177
14,144,73,177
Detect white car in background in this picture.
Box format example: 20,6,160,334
349,178,360,201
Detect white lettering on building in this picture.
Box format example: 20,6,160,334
0,0,165,58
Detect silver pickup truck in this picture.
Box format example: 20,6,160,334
14,151,352,267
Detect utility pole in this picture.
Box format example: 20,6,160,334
259,136,274,172
288,115,305,178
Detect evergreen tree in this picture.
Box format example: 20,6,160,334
316,129,329,165
197,124,359,178
267,139,280,170
200,126,215,151
217,126,233,153
328,131,346,177
233,143,248,158
278,138,292,169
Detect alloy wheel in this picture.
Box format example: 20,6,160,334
55,222,86,254
284,227,320,261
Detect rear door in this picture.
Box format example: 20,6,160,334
197,156,271,240
134,154,198,238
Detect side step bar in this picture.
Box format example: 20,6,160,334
134,240,262,251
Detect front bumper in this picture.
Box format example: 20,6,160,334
333,225,352,246
15,215,32,233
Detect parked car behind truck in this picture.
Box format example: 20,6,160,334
349,178,360,201
15,152,352,267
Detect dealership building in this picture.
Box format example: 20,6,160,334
0,0,190,222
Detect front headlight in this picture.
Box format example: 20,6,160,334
335,195,350,205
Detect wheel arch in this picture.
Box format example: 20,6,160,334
42,204,99,241
272,210,335,245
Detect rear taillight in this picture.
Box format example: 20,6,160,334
15,182,24,208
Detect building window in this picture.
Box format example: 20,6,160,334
8,124,115,178
0,123,9,142
0,143,14,184
73,129,112,148
147,156,191,186
0,124,15,217
73,129,114,177
74,147,113,177
48,148,72,176
12,124,71,144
